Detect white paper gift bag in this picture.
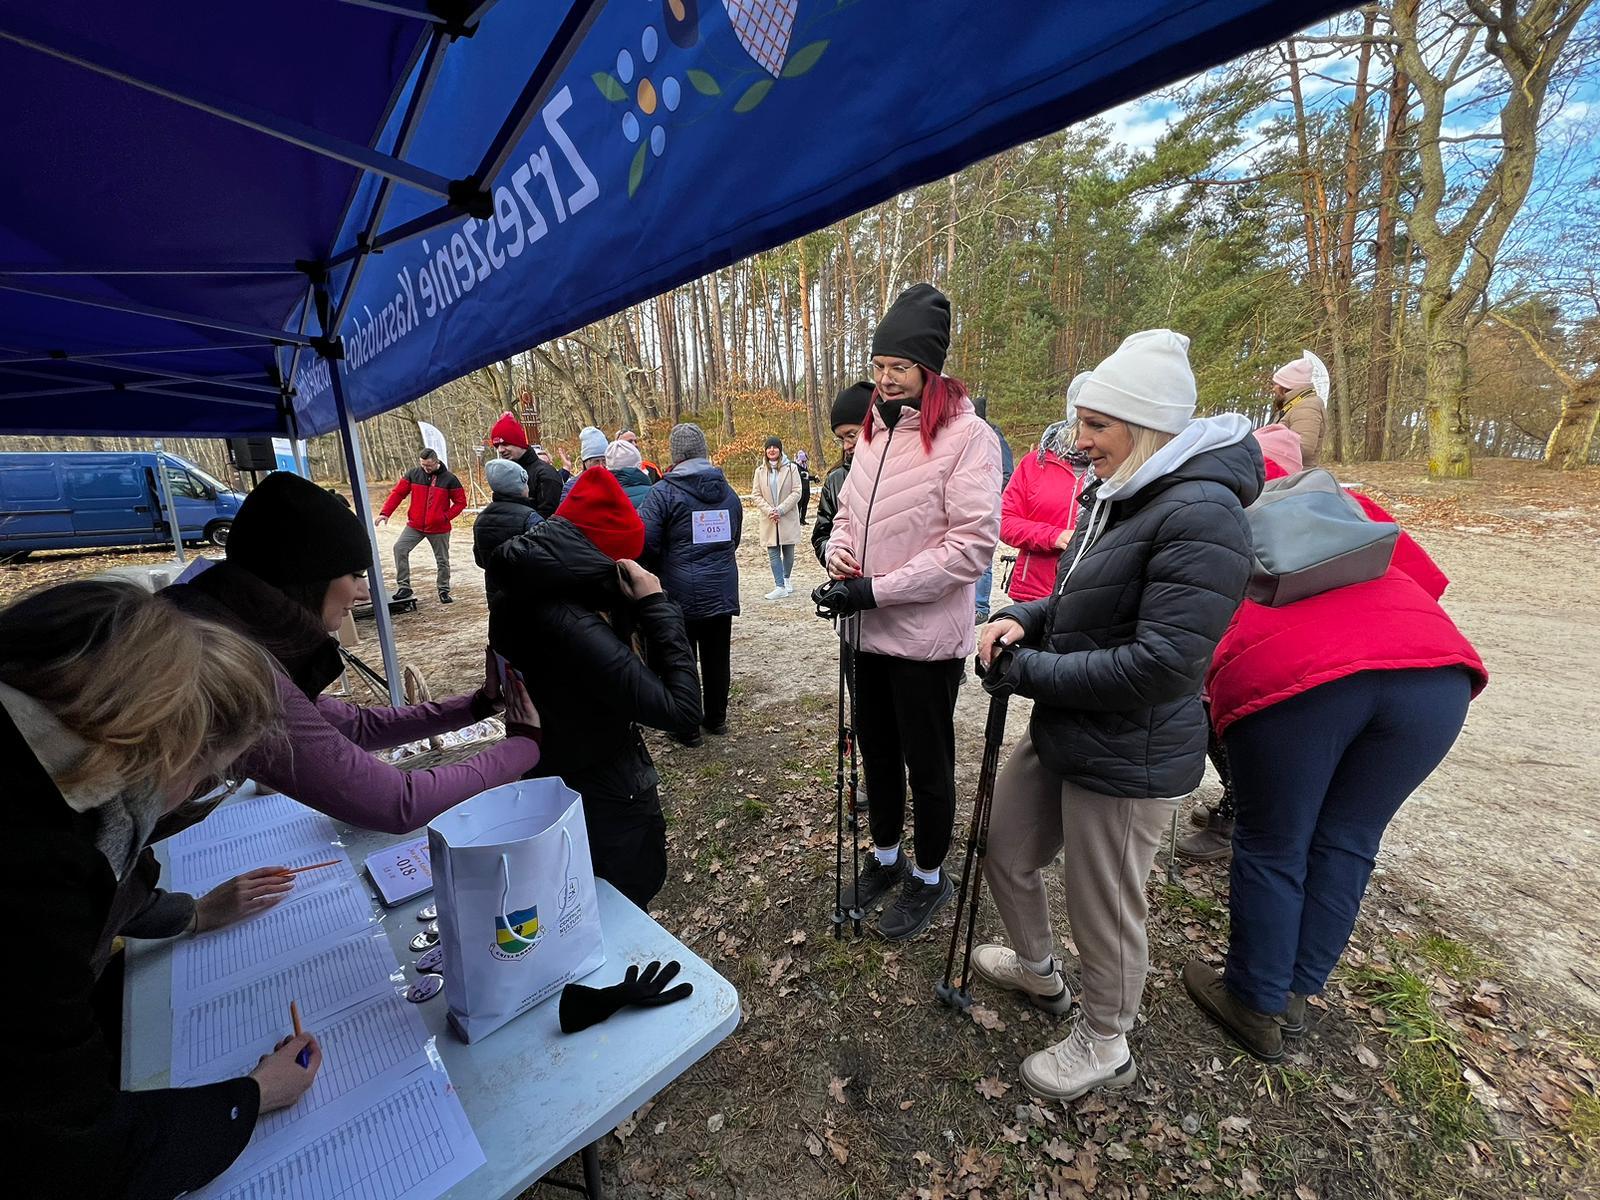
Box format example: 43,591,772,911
428,778,605,1042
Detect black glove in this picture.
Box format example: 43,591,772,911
558,960,694,1033
980,645,1023,698
810,577,877,619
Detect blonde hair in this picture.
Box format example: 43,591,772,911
0,581,280,797
1068,416,1184,486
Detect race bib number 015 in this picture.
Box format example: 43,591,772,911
693,509,732,544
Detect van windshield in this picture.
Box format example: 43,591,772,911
187,464,231,493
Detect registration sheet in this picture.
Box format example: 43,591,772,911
185,1067,484,1200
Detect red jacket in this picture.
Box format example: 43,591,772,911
1205,489,1486,737
1000,449,1083,601
380,465,467,534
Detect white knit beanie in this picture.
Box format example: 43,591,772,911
578,425,608,461
604,438,643,470
1074,329,1196,434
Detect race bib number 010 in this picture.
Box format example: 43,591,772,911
693,509,732,544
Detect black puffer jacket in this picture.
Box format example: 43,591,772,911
993,427,1263,799
472,491,540,570
487,518,702,802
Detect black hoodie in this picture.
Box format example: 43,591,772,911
637,458,743,620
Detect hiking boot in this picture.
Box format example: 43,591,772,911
839,853,907,913
1021,1018,1138,1102
1277,992,1307,1037
1189,801,1214,828
438,588,454,604
1176,811,1234,862
702,720,729,736
1182,960,1283,1062
878,873,953,942
971,944,1073,1015
391,586,415,602
668,729,704,748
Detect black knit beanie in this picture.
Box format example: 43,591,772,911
227,471,372,588
764,435,783,452
830,382,874,431
871,283,950,373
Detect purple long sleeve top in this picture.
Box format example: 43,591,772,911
239,676,541,835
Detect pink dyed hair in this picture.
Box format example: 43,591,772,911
861,368,968,453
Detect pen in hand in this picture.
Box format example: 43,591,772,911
290,1000,311,1068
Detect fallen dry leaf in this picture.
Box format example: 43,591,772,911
1355,1042,1381,1069
790,929,807,945
1239,1166,1264,1197
829,1075,851,1104
975,1075,1011,1100
899,1099,915,1111
1295,1186,1319,1200
1042,1138,1074,1163
970,1004,1007,1031
824,1128,850,1165
706,1112,725,1133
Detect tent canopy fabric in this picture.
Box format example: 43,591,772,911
1,0,1348,440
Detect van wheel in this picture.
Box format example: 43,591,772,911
205,521,231,548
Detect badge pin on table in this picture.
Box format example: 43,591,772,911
410,929,440,953
416,903,437,922
415,945,445,974
406,973,443,1003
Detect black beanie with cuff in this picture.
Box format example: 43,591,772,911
871,283,951,374
226,471,372,588
829,382,874,431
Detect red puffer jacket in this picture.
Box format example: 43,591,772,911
1000,449,1083,601
380,465,467,534
1205,487,1486,737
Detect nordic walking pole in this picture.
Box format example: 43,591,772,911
843,611,864,937
832,619,849,939
936,678,1010,1010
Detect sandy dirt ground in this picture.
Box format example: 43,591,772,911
316,458,1600,1022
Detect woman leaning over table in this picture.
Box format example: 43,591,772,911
2,580,322,1200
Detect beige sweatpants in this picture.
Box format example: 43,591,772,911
982,730,1179,1036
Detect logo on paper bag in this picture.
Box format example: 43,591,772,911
491,904,544,961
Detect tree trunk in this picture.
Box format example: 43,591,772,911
1330,9,1375,461
1544,381,1599,468
1365,40,1409,460
797,245,825,459
1420,302,1474,478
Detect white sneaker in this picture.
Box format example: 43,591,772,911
1020,1018,1138,1102
782,582,795,596
971,944,1073,1014
763,586,786,601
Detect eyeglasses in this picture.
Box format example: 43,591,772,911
870,360,918,381
835,429,860,447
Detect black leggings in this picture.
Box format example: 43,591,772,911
852,651,962,870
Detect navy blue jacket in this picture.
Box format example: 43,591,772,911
638,458,743,620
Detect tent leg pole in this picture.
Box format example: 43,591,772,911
151,438,186,565
328,361,404,707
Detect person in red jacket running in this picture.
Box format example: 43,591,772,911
1182,425,1487,1063
999,372,1089,602
376,448,466,604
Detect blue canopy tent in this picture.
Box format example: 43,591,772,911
1,0,1347,698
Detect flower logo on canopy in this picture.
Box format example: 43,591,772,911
593,0,832,197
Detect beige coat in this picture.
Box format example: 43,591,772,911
1276,387,1326,467
751,459,803,548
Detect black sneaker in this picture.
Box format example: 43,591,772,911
438,588,454,604
391,586,415,602
839,853,907,913
702,720,729,736
879,873,954,942
669,729,704,748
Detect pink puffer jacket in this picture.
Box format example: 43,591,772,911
829,395,1001,660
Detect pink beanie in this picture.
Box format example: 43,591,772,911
1272,357,1313,391
1254,424,1304,476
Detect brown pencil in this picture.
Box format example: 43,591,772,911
275,859,341,877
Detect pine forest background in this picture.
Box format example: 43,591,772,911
11,1,1600,491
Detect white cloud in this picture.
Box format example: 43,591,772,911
1097,96,1178,153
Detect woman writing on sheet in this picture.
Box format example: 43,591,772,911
162,470,543,834
1,580,322,1199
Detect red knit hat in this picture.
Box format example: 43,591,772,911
556,468,646,561
490,412,530,449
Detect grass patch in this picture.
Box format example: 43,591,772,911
1347,961,1489,1153
1157,882,1227,922
1415,932,1495,981
1568,1090,1600,1149
736,794,771,820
